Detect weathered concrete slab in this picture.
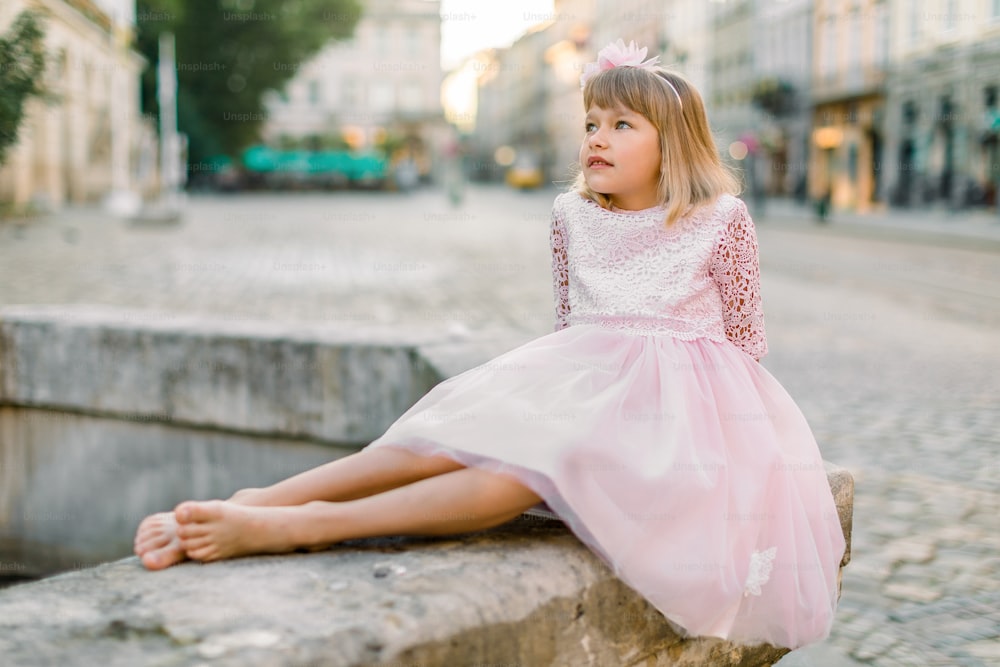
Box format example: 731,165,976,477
0,463,852,667
0,306,520,578
0,305,854,665
0,406,351,577
0,517,801,667
826,462,853,570
0,304,444,443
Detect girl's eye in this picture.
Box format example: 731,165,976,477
584,120,630,132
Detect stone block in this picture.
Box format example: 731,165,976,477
825,462,854,569
0,305,442,444
0,406,350,576
0,518,806,667
0,305,854,665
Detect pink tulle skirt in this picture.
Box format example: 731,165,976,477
364,324,846,648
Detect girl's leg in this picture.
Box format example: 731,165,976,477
231,446,467,506
135,446,465,570
174,466,543,562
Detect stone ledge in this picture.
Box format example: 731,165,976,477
0,463,853,667
0,406,350,575
0,306,854,665
0,518,800,667
826,462,854,570
0,304,446,443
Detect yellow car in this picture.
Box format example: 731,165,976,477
506,156,544,189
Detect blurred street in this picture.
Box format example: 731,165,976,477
1,186,999,665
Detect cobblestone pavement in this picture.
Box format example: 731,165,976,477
2,186,998,665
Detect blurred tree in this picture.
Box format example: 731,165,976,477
376,130,407,158
136,0,361,164
0,11,47,167
275,133,301,150
751,78,796,118
322,132,351,151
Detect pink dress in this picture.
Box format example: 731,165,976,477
364,191,846,649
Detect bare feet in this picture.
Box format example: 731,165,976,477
134,489,271,571
174,500,312,562
134,512,188,571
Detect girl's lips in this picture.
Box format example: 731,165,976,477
587,157,613,168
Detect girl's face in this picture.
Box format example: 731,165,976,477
579,103,662,210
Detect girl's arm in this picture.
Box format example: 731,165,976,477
709,199,768,362
550,204,571,332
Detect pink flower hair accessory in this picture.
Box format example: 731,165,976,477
580,39,683,109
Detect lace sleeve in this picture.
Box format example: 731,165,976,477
709,199,768,361
550,203,571,332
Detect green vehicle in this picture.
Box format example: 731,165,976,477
241,145,388,190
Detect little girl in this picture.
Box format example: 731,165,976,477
135,40,846,649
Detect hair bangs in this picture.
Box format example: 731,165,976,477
583,66,664,121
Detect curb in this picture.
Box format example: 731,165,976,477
756,202,1000,251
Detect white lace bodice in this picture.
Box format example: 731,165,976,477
549,192,768,361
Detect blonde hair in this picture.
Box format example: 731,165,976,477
573,66,740,227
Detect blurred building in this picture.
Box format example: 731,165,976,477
0,0,149,209
808,0,889,212
591,0,665,56
262,0,444,178
883,0,1000,209
543,0,596,184
473,0,717,187
466,48,504,181
754,0,813,198
471,21,555,182
466,0,998,217
707,0,757,165
663,0,713,95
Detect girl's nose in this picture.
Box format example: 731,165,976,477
588,127,608,148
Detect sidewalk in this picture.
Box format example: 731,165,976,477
776,641,866,667
755,197,1000,249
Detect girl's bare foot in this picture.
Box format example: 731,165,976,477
133,512,188,571
133,489,269,571
174,500,313,562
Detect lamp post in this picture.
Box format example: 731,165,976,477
990,108,1000,216
104,11,141,218
157,31,182,214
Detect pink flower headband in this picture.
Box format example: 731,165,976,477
580,39,683,109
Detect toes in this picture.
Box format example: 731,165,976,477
174,500,223,525
135,512,175,545
135,525,176,555
141,543,187,571
134,521,160,544
173,501,197,524
134,533,168,556
176,523,210,540
138,511,174,531
180,536,212,553
136,515,157,532
134,529,150,549
186,545,218,562
140,551,165,570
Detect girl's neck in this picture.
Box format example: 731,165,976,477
610,195,662,212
